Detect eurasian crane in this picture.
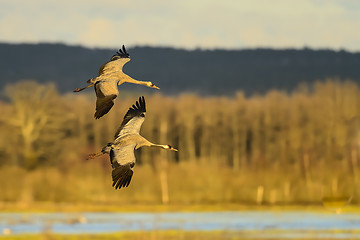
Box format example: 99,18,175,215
74,45,160,119
87,96,177,189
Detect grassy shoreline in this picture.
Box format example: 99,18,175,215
1,202,359,213
1,230,360,240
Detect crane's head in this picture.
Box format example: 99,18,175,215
146,81,160,89
111,45,130,61
165,145,178,151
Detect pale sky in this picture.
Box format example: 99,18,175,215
1,0,360,51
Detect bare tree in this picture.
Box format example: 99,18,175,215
4,81,60,169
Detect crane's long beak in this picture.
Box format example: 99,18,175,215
152,85,160,89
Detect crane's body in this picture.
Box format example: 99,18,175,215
87,96,177,189
74,45,160,119
101,134,151,156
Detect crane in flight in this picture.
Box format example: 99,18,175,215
74,45,160,119
87,96,178,189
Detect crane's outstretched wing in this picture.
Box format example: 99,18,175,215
114,96,146,140
98,45,130,76
110,145,136,189
94,80,119,119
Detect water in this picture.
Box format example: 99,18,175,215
1,211,360,238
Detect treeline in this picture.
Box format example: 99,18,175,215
1,43,360,95
0,79,359,206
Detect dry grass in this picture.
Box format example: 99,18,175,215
0,160,357,210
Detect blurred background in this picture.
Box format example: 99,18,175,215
1,0,360,239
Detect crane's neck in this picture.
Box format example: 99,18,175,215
118,75,150,86
150,143,170,150
140,138,168,150
135,137,174,151
135,137,160,149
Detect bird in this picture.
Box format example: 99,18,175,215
87,96,178,189
73,45,160,119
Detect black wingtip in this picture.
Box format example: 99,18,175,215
94,96,115,119
94,112,104,119
122,45,127,54
117,96,146,133
111,45,130,60
112,165,133,190
139,96,146,113
129,96,146,113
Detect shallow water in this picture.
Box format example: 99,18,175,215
1,211,360,238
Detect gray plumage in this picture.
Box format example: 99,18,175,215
88,96,177,190
73,45,160,119
93,80,118,119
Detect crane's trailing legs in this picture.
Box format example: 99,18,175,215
73,78,96,92
86,144,111,160
86,152,104,160
73,83,94,92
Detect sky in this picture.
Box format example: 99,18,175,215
1,0,360,51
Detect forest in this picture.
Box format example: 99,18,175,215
0,79,359,208
1,43,360,95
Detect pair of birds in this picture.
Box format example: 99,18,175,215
74,45,178,190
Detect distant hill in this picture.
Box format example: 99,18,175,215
0,42,359,95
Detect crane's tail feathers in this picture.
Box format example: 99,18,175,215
112,164,133,189
86,152,103,160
